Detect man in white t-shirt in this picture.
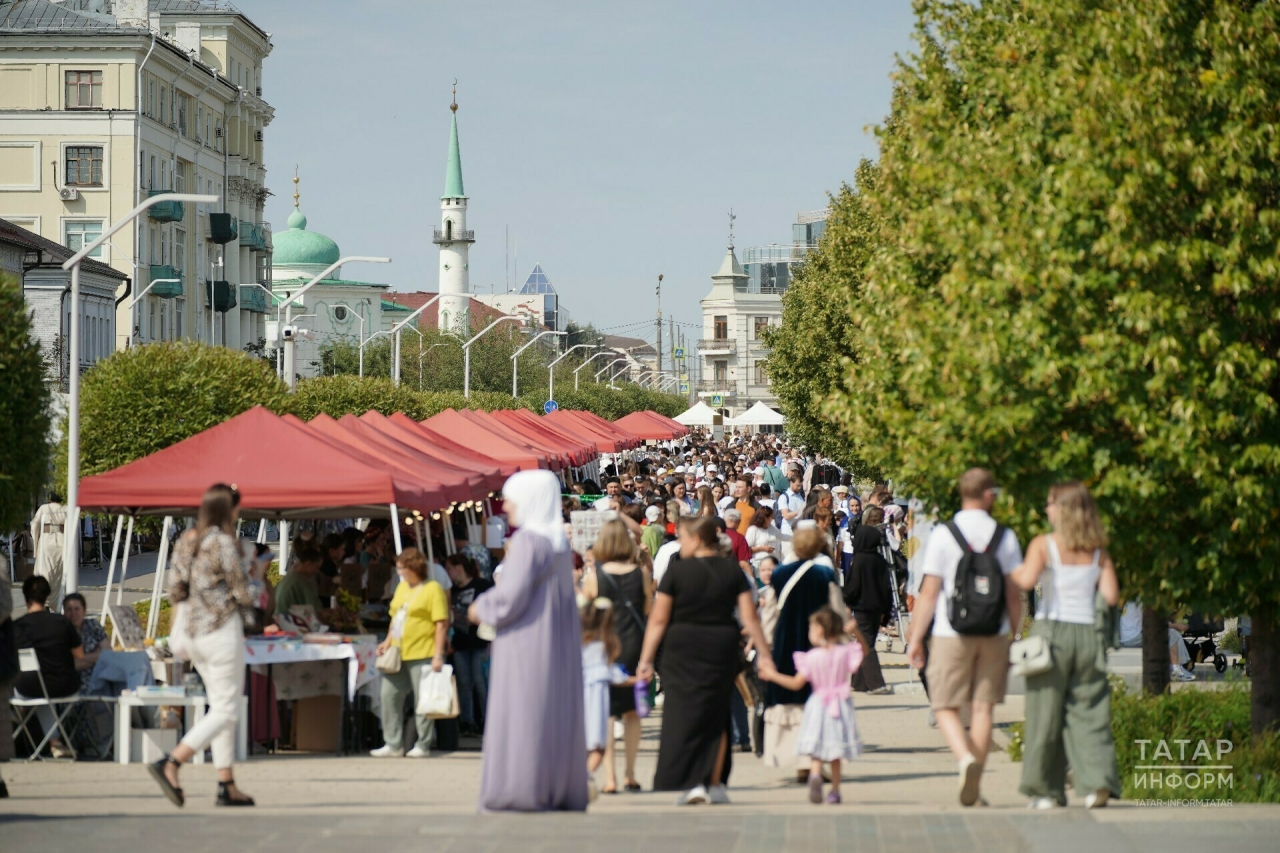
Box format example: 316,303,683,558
906,468,1022,808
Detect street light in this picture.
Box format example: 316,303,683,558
318,302,367,377
276,255,391,389
387,294,443,386
549,343,599,400
595,358,628,382
511,330,565,397
418,341,456,390
60,191,217,594
463,315,523,398
574,350,611,390
125,278,180,309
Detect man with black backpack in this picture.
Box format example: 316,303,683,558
907,468,1022,807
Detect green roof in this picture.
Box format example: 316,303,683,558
271,207,340,267
443,112,465,199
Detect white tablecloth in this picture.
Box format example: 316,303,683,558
243,638,379,700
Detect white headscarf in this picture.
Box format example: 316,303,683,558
502,469,569,552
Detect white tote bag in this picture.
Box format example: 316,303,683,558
416,664,458,718
167,602,192,663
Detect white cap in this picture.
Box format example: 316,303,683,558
707,464,718,472
675,465,686,473
645,505,662,523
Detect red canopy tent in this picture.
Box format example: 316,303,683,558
358,411,506,496
388,413,519,480
546,409,639,453
76,407,427,519
423,409,552,471
491,409,598,466
455,409,575,469
614,410,688,441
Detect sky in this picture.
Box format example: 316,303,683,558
247,0,919,344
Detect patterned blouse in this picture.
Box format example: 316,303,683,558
169,528,256,636
78,617,108,690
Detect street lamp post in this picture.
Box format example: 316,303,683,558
510,330,565,398
319,302,367,377
418,341,455,390
548,343,599,401
463,315,522,398
124,278,180,310
595,358,628,382
60,191,218,595
275,256,391,389
386,294,444,386
574,351,611,390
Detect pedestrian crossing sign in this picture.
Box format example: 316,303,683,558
674,347,685,359
710,394,724,408
679,383,690,394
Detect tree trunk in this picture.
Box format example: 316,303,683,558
1142,606,1170,696
1251,603,1279,736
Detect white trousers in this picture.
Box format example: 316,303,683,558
179,614,245,770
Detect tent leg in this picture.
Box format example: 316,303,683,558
256,520,268,545
414,519,424,551
443,511,456,556
424,519,435,566
389,504,403,555
279,520,290,576
99,515,125,624
118,516,135,606
146,516,173,639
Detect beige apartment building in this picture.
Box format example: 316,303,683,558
0,0,274,362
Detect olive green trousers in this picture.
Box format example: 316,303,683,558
1019,620,1120,804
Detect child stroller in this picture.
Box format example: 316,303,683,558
1182,612,1228,674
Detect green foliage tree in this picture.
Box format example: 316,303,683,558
819,0,1280,731
63,341,288,481
763,161,882,479
0,272,52,530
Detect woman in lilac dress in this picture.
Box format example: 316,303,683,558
469,470,588,812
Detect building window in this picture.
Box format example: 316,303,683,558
65,70,102,109
148,77,156,117
178,94,189,137
65,221,104,258
754,361,768,385
754,316,769,339
65,146,104,187
149,300,157,340
175,228,186,274
714,360,727,384
176,298,184,338
713,315,728,340
159,86,166,124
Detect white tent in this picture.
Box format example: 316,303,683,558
726,401,786,427
672,401,721,426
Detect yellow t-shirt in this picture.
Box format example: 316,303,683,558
388,579,449,661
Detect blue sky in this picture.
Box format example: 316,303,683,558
249,0,918,342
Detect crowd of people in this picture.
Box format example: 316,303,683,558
0,427,1138,814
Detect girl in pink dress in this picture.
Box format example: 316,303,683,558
761,606,864,804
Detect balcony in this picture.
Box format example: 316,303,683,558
206,280,237,313
147,190,184,223
240,283,270,314
209,213,238,244
241,222,267,252
697,338,736,355
432,228,475,245
148,265,183,298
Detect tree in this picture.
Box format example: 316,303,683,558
0,272,52,531
63,341,288,481
763,161,883,479
826,0,1280,732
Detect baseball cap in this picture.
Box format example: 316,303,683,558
707,463,718,472
675,465,686,473
833,485,850,494
645,505,662,523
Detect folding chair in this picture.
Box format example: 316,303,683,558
10,648,81,761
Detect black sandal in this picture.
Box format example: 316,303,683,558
216,781,256,807
148,756,185,808
624,781,642,793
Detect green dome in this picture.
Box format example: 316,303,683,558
271,207,340,267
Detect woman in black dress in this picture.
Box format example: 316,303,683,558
844,506,891,693
582,519,652,793
637,516,776,806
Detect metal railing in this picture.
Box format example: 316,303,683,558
696,338,737,353
741,244,817,265
432,228,475,244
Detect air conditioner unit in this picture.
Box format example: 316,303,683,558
59,187,79,201
254,130,263,142
215,127,223,137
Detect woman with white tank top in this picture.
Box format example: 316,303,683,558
1010,482,1120,811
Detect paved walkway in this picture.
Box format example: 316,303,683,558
4,672,1277,851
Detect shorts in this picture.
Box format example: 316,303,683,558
925,634,1010,710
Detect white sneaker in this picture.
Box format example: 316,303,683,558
708,784,730,804
405,745,430,758
958,754,982,806
678,785,709,805
1171,665,1196,682
1084,788,1110,809
1027,797,1058,810
369,744,400,758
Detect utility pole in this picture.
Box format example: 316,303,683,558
669,316,675,384
656,273,663,376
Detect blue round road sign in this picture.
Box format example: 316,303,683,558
544,400,559,413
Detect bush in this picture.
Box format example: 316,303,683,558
0,272,52,529
284,375,438,420
1010,676,1279,802
61,341,287,482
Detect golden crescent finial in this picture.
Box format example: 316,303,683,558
451,79,458,113
292,164,300,208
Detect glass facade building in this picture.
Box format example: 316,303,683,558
741,209,829,295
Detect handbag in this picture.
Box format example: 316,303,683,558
1009,549,1055,678
376,604,408,675
417,664,460,719
168,602,192,663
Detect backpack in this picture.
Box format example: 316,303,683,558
944,520,1007,636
